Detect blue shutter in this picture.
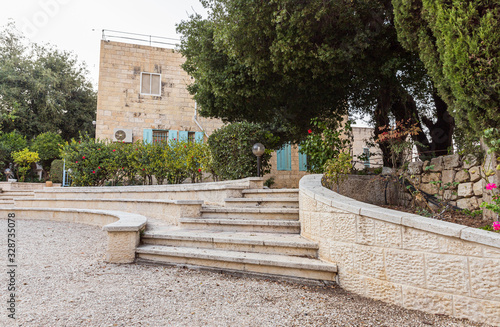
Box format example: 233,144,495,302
195,132,204,143
178,131,189,141
168,130,178,143
298,145,307,171
277,143,291,171
143,129,153,144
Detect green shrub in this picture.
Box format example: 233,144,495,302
50,159,64,183
30,132,64,172
208,122,278,181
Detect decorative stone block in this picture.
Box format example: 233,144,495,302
353,245,385,279
469,166,482,182
385,249,425,286
441,170,456,185
422,172,441,183
457,182,474,197
402,286,453,316
469,257,500,301
403,227,440,252
329,241,355,272
407,161,423,175
456,197,479,210
454,296,500,326
365,277,403,306
356,216,376,245
425,254,470,295
443,153,461,169
429,156,443,172
374,220,402,248
332,213,357,243
473,180,485,196
455,170,470,183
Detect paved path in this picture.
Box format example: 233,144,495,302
0,219,488,327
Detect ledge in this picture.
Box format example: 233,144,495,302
0,207,147,232
300,174,500,249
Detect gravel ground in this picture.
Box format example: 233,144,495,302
0,219,489,327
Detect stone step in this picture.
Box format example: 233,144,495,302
136,245,337,281
201,207,299,220
0,191,34,198
242,188,299,199
0,200,14,207
142,230,318,257
179,218,300,234
224,197,299,208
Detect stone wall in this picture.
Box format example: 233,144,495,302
300,174,500,326
406,154,484,211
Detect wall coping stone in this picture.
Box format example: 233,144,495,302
34,177,262,194
300,174,500,249
15,198,204,205
0,207,147,232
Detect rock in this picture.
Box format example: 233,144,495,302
455,170,470,183
407,161,423,175
443,154,461,169
463,154,479,169
443,190,458,201
422,160,430,172
441,170,456,186
456,197,479,210
429,157,444,172
419,182,439,195
422,172,441,183
473,180,486,196
468,166,482,182
457,182,474,197
381,167,393,175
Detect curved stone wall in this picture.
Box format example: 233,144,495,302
299,174,500,326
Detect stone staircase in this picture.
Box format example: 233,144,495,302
136,189,337,282
0,190,34,208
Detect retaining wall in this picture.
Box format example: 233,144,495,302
300,174,500,326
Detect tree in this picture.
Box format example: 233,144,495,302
393,0,500,138
30,132,64,176
0,22,97,140
178,0,456,163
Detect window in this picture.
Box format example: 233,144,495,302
188,132,196,143
141,72,161,96
298,145,308,171
277,143,292,171
153,130,169,144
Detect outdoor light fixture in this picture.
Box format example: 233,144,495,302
252,143,265,177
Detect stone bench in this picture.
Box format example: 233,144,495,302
0,208,147,264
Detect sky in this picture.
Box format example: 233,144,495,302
0,0,208,87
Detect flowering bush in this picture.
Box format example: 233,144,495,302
62,136,211,186
480,183,500,233
12,148,40,182
299,118,352,173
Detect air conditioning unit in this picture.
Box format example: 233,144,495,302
113,128,133,143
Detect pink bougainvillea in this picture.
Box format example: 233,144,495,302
493,221,500,231
486,183,497,191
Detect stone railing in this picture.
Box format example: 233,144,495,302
0,208,146,264
34,177,263,206
299,174,500,326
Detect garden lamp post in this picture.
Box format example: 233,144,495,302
252,143,265,177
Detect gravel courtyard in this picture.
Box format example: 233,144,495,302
0,219,488,327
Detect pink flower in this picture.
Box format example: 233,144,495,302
308,129,312,134
493,221,500,231
98,167,101,169
198,168,201,172
486,183,497,191
92,171,95,174
82,156,86,159
112,149,116,152
75,161,78,164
